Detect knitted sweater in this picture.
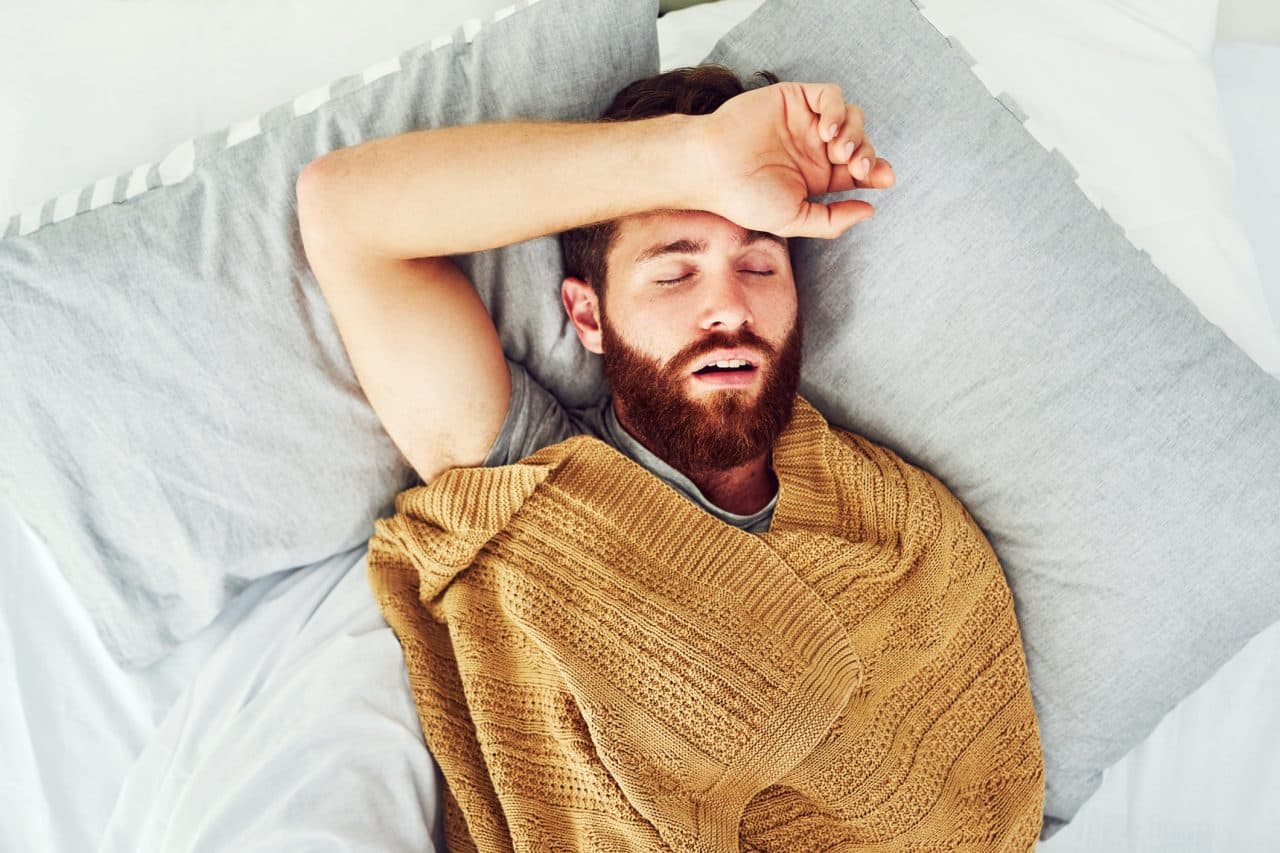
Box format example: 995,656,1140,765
367,394,1045,851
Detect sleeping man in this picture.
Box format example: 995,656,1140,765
297,65,1046,851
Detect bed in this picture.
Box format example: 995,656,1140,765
2,0,1278,849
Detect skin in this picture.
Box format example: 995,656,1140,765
561,209,804,515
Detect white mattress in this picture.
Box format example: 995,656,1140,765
3,4,1280,851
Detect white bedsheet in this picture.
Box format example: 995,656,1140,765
99,547,445,853
1,497,445,852
2,497,148,852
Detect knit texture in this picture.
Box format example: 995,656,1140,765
367,394,1045,851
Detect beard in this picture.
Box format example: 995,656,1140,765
599,308,803,475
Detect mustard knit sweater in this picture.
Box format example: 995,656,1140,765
367,394,1045,851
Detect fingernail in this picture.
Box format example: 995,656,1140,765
859,157,871,179
844,140,855,159
827,122,838,141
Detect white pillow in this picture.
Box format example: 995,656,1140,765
1216,0,1280,41
0,0,518,218
1212,40,1280,335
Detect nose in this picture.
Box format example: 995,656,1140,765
697,271,755,332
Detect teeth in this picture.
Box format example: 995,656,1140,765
708,359,750,369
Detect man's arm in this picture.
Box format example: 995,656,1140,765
296,114,707,261
295,115,708,485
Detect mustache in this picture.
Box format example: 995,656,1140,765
680,336,773,369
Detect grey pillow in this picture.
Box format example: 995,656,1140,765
676,0,1278,840
0,0,656,668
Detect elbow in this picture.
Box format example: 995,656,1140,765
295,156,328,220
295,157,338,252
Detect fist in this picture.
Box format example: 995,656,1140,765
694,81,896,240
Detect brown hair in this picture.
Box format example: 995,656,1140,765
558,65,781,308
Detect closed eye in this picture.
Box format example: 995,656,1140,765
655,270,776,286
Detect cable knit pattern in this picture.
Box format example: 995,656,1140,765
367,394,1044,851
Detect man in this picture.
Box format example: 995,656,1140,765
298,67,1044,850
295,66,895,519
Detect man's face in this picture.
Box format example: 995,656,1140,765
563,209,804,475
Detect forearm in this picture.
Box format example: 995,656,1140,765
297,113,708,260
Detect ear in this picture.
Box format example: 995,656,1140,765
562,276,604,356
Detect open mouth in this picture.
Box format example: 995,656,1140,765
692,362,759,386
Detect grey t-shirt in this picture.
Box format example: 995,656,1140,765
480,358,778,534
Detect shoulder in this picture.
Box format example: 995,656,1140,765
479,358,602,468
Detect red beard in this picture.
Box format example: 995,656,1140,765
599,310,804,475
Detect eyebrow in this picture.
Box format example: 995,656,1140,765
633,230,787,265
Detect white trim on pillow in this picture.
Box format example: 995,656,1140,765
226,116,262,148
157,140,196,187
90,176,115,210
361,58,402,84
124,164,150,200
52,190,78,224
292,85,332,118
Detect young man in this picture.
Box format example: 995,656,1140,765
295,66,895,527
301,68,1046,850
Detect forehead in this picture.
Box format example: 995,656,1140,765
610,210,787,267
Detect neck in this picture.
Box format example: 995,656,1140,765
686,454,779,515
610,398,779,515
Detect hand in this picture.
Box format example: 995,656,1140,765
694,81,896,239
